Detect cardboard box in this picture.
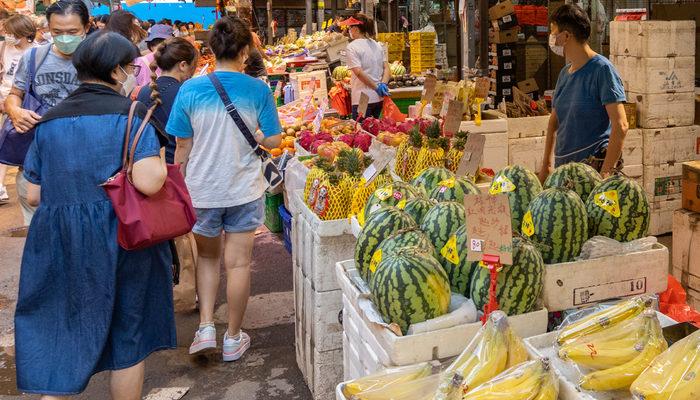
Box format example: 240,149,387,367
612,55,695,94
649,198,682,236
489,0,515,21
508,136,546,173
490,29,518,44
672,209,700,286
622,129,643,166
492,13,518,31
542,244,669,312
626,91,696,129
490,43,515,58
518,78,539,94
696,92,700,126
642,126,700,165
609,20,696,58
683,161,700,212
643,163,683,202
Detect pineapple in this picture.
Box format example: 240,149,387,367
394,126,423,181
446,130,469,173
305,157,333,208
414,120,447,176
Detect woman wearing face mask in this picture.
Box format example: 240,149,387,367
137,37,198,164
341,13,391,120
2,0,88,226
105,10,147,47
33,16,52,45
538,4,628,182
168,16,282,362
14,30,173,399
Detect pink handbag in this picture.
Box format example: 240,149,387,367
102,102,196,250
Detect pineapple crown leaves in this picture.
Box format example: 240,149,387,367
408,126,423,148
425,120,442,139
336,148,364,177
452,136,467,151
437,136,450,151
455,130,469,140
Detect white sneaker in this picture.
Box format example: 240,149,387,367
222,331,250,362
189,325,217,355
0,185,8,204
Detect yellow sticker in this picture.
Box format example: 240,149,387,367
369,249,382,273
397,199,407,209
489,175,516,195
594,190,621,218
438,178,456,189
357,207,366,227
521,211,535,237
376,186,393,201
440,235,460,265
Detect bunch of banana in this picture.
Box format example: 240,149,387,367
463,358,558,400
342,362,433,397
631,329,700,400
557,295,653,346
350,373,441,400
434,311,525,399
577,311,667,391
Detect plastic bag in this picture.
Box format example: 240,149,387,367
342,362,436,398
630,328,700,400
659,275,700,327
348,373,442,400
383,97,407,122
462,358,559,400
576,235,657,260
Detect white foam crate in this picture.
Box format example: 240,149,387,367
305,346,344,399
643,163,683,202
506,115,550,139
626,91,696,129
609,20,696,58
611,55,695,94
292,190,355,292
508,136,546,173
622,164,643,187
459,115,508,135
622,129,643,166
642,126,700,165
303,277,342,353
524,312,677,400
336,259,548,374
649,198,682,236
482,131,509,171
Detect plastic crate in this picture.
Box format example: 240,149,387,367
279,205,292,253
388,50,403,62
264,192,283,233
408,31,436,42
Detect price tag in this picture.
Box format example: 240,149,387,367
421,75,437,103
311,105,325,133
474,77,490,99
464,194,513,265
456,133,485,178
358,92,369,118
442,100,463,136
363,151,392,185
274,80,283,98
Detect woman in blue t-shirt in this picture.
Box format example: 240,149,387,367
539,4,629,182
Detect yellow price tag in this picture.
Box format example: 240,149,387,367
489,175,516,194
369,249,383,273
376,186,392,201
438,178,456,189
594,190,621,218
474,97,484,126
440,235,460,265
522,211,535,237
397,199,407,209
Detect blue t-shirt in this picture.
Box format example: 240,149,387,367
166,71,282,208
552,55,626,166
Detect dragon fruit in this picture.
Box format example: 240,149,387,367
361,118,381,135
397,120,416,134
299,130,315,150
315,131,334,143
337,134,355,147
353,133,372,152
310,140,328,153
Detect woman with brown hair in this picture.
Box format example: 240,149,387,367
105,10,147,47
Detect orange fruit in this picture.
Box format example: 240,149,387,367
270,148,283,157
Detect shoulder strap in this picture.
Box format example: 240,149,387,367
127,106,155,176
207,73,265,158
28,44,51,92
122,102,139,170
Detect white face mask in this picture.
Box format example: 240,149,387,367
4,34,18,46
42,32,52,43
549,33,565,57
118,65,137,96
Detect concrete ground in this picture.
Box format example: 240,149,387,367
0,168,312,399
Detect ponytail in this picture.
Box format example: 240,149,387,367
148,37,198,110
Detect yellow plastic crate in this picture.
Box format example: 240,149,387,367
388,50,404,62
408,31,437,41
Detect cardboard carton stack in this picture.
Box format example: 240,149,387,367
672,161,700,309
610,20,699,235
488,0,518,103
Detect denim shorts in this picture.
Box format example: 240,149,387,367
192,197,265,237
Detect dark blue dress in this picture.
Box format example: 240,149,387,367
14,106,176,395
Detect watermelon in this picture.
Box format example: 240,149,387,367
403,197,434,225
442,224,480,297
375,228,435,262
361,182,422,225
585,174,649,242
489,165,542,231
523,187,588,264
544,162,602,202
469,237,544,315
369,246,451,334
411,167,454,195
429,176,480,203
355,207,416,281
420,201,466,274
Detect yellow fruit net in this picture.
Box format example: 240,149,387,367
349,173,392,218
414,147,446,177
445,148,464,173
311,175,350,221
394,142,422,181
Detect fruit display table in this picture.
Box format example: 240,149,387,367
388,86,423,114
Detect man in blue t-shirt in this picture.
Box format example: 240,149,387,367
539,4,629,182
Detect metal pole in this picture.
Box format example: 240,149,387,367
267,0,273,44
387,0,392,32
478,0,488,71
306,0,314,34
318,0,325,32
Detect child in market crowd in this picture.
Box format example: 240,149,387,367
538,4,628,182
2,0,88,225
167,15,282,362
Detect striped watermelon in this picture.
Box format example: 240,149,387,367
544,162,602,202
469,237,544,315
420,201,466,274
442,224,480,297
523,187,588,264
411,167,454,195
403,197,435,225
375,228,435,261
489,165,542,231
355,207,417,281
585,174,649,242
361,182,422,226
369,246,451,334
429,177,480,203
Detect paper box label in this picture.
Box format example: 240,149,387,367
573,277,647,306
654,175,682,197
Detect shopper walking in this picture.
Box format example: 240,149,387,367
2,0,87,225
168,16,282,362
14,31,175,399
137,37,197,163
134,23,173,87
0,14,37,205
342,13,391,120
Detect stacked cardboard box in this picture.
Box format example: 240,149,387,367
488,0,518,102
408,31,436,73
610,20,699,235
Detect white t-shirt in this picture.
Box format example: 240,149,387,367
0,43,36,102
345,38,386,105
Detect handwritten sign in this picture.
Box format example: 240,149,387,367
464,194,513,265
358,92,369,117
421,75,437,103
442,100,463,136
474,77,490,99
456,133,485,178
362,150,392,184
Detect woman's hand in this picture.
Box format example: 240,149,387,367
375,83,390,97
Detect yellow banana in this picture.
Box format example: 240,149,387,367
560,335,646,370
463,359,548,400
461,323,509,391
343,362,433,396
557,296,651,346
355,373,441,400
559,312,646,348
506,327,529,369
532,370,558,400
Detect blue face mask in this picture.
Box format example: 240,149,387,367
53,34,85,55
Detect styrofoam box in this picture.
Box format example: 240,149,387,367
649,198,682,236
622,164,643,186
643,163,682,202
303,277,342,353
305,346,343,399
611,55,695,94
458,116,508,135
542,243,669,312
642,126,700,165
508,136,545,173
482,131,509,171
326,38,349,63
609,20,696,58
336,260,548,370
626,91,696,129
294,264,307,379
506,115,550,139
292,190,355,292
672,209,700,279
622,129,642,166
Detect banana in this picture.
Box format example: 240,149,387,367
461,321,509,391
557,296,651,346
532,370,558,400
353,373,441,400
463,359,548,400
343,362,433,396
506,327,529,369
559,335,646,370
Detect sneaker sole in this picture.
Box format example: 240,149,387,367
189,340,217,356
222,340,250,362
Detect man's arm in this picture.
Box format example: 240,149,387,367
601,103,628,177
538,109,558,183
5,86,40,133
